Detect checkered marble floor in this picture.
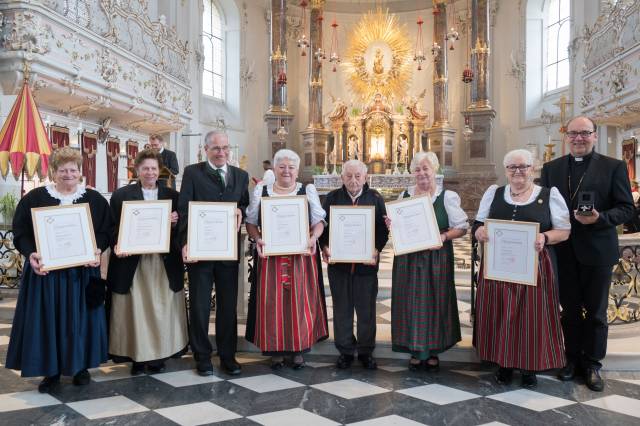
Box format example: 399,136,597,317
1,349,640,425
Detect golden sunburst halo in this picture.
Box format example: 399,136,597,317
342,8,413,102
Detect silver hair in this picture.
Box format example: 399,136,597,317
204,130,228,146
342,159,368,175
503,149,533,167
410,151,440,173
273,149,301,169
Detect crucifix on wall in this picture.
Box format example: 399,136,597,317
554,95,573,156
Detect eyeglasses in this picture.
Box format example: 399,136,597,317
505,165,531,172
566,130,595,139
208,146,230,152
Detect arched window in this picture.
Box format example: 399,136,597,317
202,0,224,100
544,0,570,93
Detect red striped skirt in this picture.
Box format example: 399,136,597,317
474,248,565,371
253,254,328,352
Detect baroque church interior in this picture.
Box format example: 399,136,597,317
1,0,640,425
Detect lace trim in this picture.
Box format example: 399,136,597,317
45,183,87,204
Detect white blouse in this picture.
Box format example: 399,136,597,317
141,187,158,201
246,182,326,226
475,184,571,230
46,184,86,206
400,186,469,230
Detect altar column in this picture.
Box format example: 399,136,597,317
301,0,331,180
265,0,293,157
459,0,497,212
426,0,456,175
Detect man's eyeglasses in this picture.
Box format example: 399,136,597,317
505,165,531,172
566,130,595,139
208,146,230,152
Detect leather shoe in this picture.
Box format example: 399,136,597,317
147,362,166,374
521,371,537,388
38,374,60,393
425,356,439,372
557,362,578,381
585,368,604,392
220,358,242,375
291,355,305,370
358,354,377,370
130,362,146,376
72,369,91,386
408,358,423,371
196,361,214,376
336,354,354,369
494,367,513,385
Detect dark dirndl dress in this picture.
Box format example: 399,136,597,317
473,186,565,371
6,264,108,377
391,190,461,359
245,185,328,355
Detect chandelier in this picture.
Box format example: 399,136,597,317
413,16,426,71
297,1,309,56
329,18,340,72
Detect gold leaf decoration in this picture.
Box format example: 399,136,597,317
342,8,413,102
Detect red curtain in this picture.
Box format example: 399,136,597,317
49,125,69,150
106,138,120,192
126,140,139,180
81,131,97,188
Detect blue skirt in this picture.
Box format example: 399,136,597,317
5,264,108,377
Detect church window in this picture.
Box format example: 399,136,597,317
203,0,224,100
544,0,571,93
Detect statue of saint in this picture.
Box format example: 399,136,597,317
348,135,360,160
373,49,384,75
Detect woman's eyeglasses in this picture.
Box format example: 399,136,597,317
505,165,531,172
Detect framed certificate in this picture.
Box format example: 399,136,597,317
187,201,238,261
117,200,172,255
483,219,539,286
260,195,309,256
386,194,442,255
31,203,98,271
329,205,375,263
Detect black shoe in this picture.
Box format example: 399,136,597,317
130,362,146,376
408,358,423,371
425,356,439,372
336,354,354,369
494,367,513,385
585,368,604,392
358,354,378,370
557,362,577,381
146,362,166,374
196,361,214,376
72,369,91,386
270,357,285,370
521,371,537,388
291,355,305,370
38,375,60,393
220,358,242,375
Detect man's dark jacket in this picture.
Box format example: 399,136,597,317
540,151,634,266
319,183,389,275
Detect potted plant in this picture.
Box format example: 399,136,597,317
0,192,18,230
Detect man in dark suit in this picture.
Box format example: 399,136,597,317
178,130,249,376
541,116,634,391
319,160,389,370
149,134,179,189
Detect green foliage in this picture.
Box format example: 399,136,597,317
0,191,18,228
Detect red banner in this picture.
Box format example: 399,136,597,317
126,140,139,180
81,131,97,188
106,138,120,192
49,125,70,151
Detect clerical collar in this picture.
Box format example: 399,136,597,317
571,151,594,164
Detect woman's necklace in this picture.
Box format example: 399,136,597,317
510,184,532,198
274,182,296,193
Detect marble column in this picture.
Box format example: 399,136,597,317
265,0,293,157
457,0,497,214
301,1,331,180
426,0,456,175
